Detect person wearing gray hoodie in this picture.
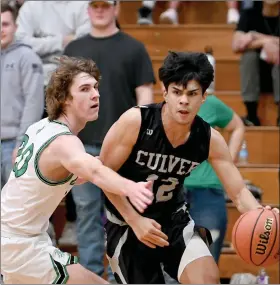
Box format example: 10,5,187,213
1,2,44,188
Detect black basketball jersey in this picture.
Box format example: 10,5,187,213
105,103,211,222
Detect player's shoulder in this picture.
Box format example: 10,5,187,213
47,131,80,154
25,118,48,134
119,106,142,124
210,127,226,145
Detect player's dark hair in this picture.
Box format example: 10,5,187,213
159,51,214,94
46,56,101,120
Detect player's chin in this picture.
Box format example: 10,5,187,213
175,117,191,125
88,113,99,122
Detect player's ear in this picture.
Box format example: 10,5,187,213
202,91,208,103
162,83,168,102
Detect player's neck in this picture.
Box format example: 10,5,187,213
56,114,85,135
161,106,192,147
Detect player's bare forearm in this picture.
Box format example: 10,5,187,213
232,187,261,214
215,162,261,213
93,163,137,196
209,128,261,213
54,135,135,196
65,153,133,196
104,191,141,224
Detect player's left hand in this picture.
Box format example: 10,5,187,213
127,181,154,213
258,205,279,214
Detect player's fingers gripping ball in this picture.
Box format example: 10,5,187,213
232,208,279,267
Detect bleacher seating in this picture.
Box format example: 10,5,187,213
54,1,279,282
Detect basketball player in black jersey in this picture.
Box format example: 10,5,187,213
99,51,278,284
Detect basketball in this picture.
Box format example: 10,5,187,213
232,208,280,267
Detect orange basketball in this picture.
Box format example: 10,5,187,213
232,208,280,267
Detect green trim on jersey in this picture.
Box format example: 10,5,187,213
34,132,74,186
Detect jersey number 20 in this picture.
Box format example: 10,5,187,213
13,135,34,178
147,174,179,202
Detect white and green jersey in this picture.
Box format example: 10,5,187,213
1,118,78,236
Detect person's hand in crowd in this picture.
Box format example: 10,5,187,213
262,40,280,65
237,32,254,51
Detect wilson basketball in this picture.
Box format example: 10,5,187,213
232,208,279,267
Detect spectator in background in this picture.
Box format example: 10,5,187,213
1,2,44,188
137,1,240,25
64,0,155,281
15,0,90,116
232,0,279,126
138,0,180,25
227,1,240,24
7,0,24,11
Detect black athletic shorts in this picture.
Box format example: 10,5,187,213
105,203,212,284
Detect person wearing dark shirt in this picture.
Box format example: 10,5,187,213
232,0,279,126
64,0,155,281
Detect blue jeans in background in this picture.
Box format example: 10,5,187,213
185,187,228,263
1,139,16,189
72,144,114,281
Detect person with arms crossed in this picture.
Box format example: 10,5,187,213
1,56,153,284
99,51,279,284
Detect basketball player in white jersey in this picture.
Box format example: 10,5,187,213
1,56,154,284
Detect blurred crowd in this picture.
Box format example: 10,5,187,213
1,0,279,283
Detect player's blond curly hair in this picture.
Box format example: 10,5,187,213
46,56,101,120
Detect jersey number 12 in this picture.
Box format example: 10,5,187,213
147,174,179,202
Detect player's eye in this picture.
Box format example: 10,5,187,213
81,87,90,92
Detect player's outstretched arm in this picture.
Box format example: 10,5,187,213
51,134,153,212
100,108,169,248
208,128,261,214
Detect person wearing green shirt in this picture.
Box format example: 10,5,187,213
184,94,245,263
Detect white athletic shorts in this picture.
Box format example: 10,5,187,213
1,231,78,284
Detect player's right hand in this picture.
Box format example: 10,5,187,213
129,216,169,249
127,181,154,213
